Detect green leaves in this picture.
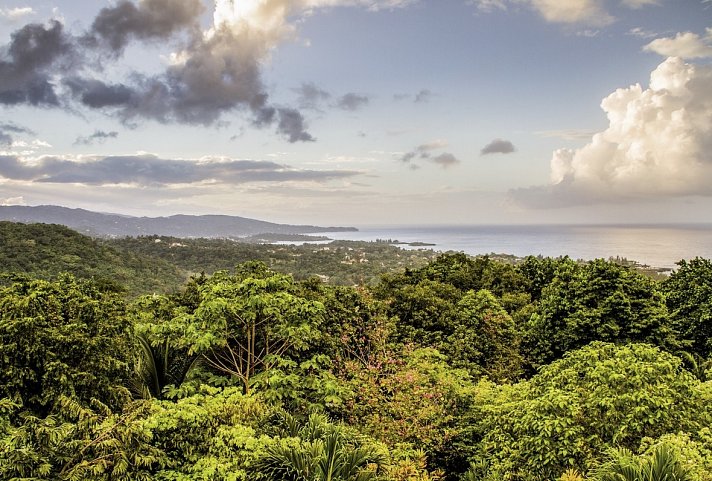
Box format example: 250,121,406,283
0,275,132,415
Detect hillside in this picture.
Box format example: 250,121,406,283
0,205,357,238
0,222,186,294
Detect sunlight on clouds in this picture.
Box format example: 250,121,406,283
530,0,613,26
644,29,712,59
511,57,712,207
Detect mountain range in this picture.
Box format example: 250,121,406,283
0,205,357,238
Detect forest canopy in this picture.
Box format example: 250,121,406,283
1,222,711,481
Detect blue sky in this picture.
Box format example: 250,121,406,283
0,0,711,225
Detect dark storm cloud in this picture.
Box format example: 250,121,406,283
294,82,331,110
0,20,76,106
337,93,370,111
0,154,357,186
84,0,203,54
74,130,119,146
481,138,516,155
0,2,315,142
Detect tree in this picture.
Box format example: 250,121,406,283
254,413,385,481
0,275,132,415
164,269,324,394
447,290,523,382
663,258,712,359
592,444,692,481
525,259,677,369
471,342,704,480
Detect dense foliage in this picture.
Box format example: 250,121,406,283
1,222,711,480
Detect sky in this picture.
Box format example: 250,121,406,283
0,0,711,226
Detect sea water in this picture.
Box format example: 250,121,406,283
323,224,712,270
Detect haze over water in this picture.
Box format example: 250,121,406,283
326,224,712,270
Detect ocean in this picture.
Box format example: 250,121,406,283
322,224,712,270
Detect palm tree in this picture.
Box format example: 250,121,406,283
129,333,201,399
592,444,692,481
254,413,385,481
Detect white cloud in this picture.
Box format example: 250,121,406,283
0,196,25,206
467,0,508,12
643,29,712,59
511,57,712,207
530,0,614,26
469,0,660,26
0,7,34,22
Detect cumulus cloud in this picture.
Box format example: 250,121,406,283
0,7,34,23
643,29,712,59
481,138,516,155
510,57,712,208
336,93,370,111
83,0,203,54
0,154,358,186
0,0,420,141
74,130,119,146
0,20,76,106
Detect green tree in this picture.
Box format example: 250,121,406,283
525,259,676,369
592,444,692,481
447,290,523,382
472,342,704,480
663,258,712,359
254,413,385,481
155,269,323,394
0,275,132,415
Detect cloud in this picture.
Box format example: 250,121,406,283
294,82,331,110
400,140,459,168
470,0,659,26
0,154,358,186
393,88,433,103
432,153,460,168
643,29,712,59
0,20,76,106
414,89,433,103
83,0,203,54
0,196,25,206
336,93,370,111
1,0,422,141
0,7,34,23
627,27,659,39
481,138,516,155
530,0,614,26
510,57,712,208
74,130,119,146
0,122,34,145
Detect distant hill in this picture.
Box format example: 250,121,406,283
0,221,186,295
0,205,357,238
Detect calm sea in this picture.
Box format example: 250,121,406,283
323,224,712,270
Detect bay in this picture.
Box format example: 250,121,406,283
323,224,712,270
